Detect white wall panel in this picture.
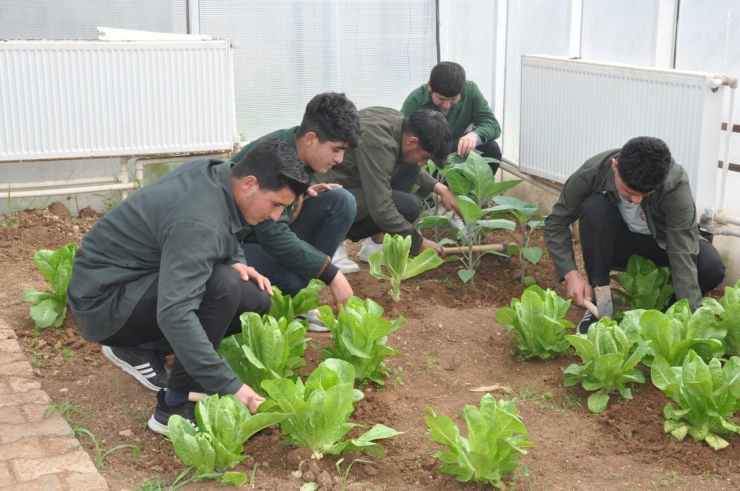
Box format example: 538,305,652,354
580,0,659,66
503,0,571,161
199,0,437,142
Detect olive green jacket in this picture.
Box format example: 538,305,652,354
544,149,702,309
314,107,439,253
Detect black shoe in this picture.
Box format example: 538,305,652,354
102,345,169,391
578,311,597,334
147,389,197,435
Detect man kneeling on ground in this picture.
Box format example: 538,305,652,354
544,136,725,333
314,107,456,261
67,138,308,432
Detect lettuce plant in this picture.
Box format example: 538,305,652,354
495,285,573,359
651,351,740,450
639,299,725,366
444,150,521,208
564,317,647,413
167,394,288,484
425,395,535,488
219,313,308,397
610,255,673,318
368,233,443,301
260,359,403,459
489,196,546,285
316,297,402,385
22,242,78,329
703,279,740,357
269,279,324,324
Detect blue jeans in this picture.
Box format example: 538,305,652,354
242,188,356,295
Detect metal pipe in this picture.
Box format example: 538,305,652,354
719,83,737,210
133,152,232,183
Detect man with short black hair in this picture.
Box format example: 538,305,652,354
545,136,725,333
231,93,362,331
68,137,309,432
314,107,456,260
401,61,502,175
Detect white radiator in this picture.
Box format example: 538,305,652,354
519,55,726,211
0,40,237,162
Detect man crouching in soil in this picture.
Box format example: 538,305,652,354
67,138,309,433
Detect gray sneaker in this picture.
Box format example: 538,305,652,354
297,309,330,332
102,345,169,391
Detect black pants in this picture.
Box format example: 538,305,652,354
578,192,725,294
477,139,502,175
346,164,422,242
100,263,271,393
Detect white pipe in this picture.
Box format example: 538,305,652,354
719,84,737,210
133,152,231,182
4,176,116,190
7,182,137,199
711,226,740,238
715,210,740,227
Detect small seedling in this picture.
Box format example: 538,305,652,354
74,427,140,471
335,458,373,491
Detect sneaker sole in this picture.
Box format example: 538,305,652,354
307,324,331,332
102,346,162,392
147,415,169,435
338,265,360,274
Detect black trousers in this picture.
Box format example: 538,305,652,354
100,263,271,393
477,139,502,175
578,192,725,294
346,164,422,242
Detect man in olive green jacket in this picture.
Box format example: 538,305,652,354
314,107,456,260
545,136,725,333
401,61,501,174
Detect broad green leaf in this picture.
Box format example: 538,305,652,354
221,472,248,486
457,196,485,224
458,268,476,283
587,391,610,413
30,298,65,329
403,248,444,279
521,246,543,265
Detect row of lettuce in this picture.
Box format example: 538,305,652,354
497,273,740,452
167,280,533,488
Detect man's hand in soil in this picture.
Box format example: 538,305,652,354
230,263,273,295
564,270,592,308
235,384,265,414
420,238,446,258
329,271,353,307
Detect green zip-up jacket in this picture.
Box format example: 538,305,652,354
313,107,439,253
544,149,702,309
68,158,251,395
232,127,336,283
401,81,500,152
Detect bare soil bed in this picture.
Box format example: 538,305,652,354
2,203,740,490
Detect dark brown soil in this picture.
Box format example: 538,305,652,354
1,203,739,490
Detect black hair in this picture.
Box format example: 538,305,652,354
296,92,364,149
402,110,452,165
232,137,309,196
616,137,672,193
428,61,466,98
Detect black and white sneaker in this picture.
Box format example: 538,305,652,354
147,389,197,435
578,311,597,334
102,345,169,391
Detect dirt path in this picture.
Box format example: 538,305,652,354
2,204,739,490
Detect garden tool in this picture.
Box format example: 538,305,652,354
189,392,207,402
582,285,614,320
441,242,508,255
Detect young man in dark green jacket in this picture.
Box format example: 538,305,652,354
401,61,502,175
231,93,363,330
314,107,455,260
68,138,309,433
544,136,725,333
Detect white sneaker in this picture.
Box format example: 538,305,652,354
297,309,330,332
357,238,383,263
331,241,360,274
436,204,464,231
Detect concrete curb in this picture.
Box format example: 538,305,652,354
0,317,109,491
